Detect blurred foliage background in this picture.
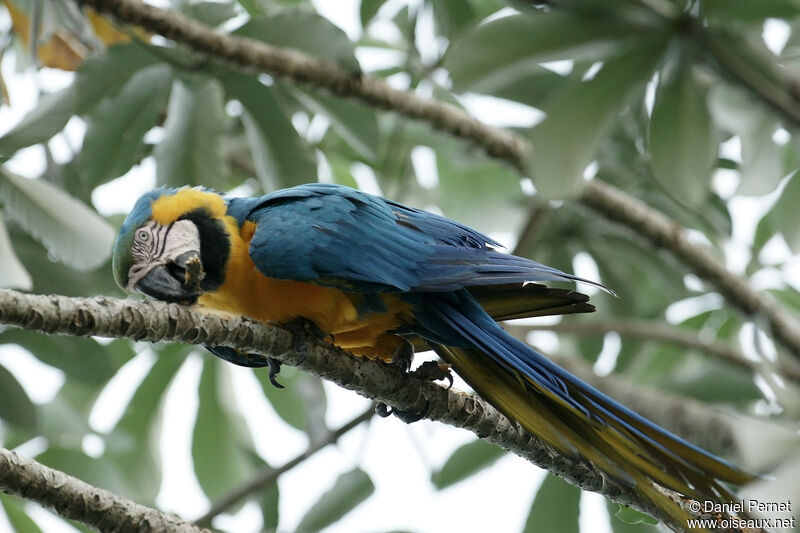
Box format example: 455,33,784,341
1,0,800,531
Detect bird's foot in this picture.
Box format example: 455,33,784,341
283,317,332,364
203,345,284,388
375,399,430,424
414,360,453,389
377,345,449,423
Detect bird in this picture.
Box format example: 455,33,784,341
112,183,753,528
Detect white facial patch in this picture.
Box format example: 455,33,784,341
126,219,201,290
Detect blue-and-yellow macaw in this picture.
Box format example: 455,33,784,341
112,183,752,526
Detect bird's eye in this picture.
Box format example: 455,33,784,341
137,230,149,241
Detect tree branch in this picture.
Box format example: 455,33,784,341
195,405,375,527
578,181,800,360
0,447,209,533
509,318,800,383
694,24,800,128
70,0,800,361
73,0,527,167
0,288,749,530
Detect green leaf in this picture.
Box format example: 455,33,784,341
0,364,36,429
648,61,715,206
528,40,667,197
105,347,188,503
72,44,162,111
0,215,31,290
614,504,659,526
654,356,762,404
79,64,174,189
219,71,317,190
155,77,227,188
0,87,77,156
1,494,45,533
0,44,159,155
740,118,784,196
707,85,785,196
445,11,650,96
292,87,379,161
360,0,388,28
770,287,800,313
432,0,475,38
36,447,128,497
392,6,416,46
180,1,239,26
295,468,375,532
36,380,98,444
431,439,505,489
522,474,581,533
5,223,119,296
113,347,186,437
256,365,325,432
235,11,360,72
470,67,569,108
0,329,125,384
0,168,116,271
193,358,255,501
702,0,800,21
384,121,526,232
587,233,687,318
435,146,526,231
769,170,800,252
233,0,261,16
259,473,281,531
325,152,361,189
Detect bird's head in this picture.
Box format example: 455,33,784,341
112,187,231,304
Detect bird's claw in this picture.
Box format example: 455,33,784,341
375,399,430,423
391,338,415,373
267,357,284,389
375,402,393,418
203,345,285,388
414,360,453,389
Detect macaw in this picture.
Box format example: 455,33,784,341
112,183,752,526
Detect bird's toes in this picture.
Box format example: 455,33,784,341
375,399,430,424
391,338,415,373
283,317,331,363
414,360,453,389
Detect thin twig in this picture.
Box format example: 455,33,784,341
195,405,375,527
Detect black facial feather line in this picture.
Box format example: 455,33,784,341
178,208,231,291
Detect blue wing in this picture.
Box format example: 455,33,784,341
226,183,596,293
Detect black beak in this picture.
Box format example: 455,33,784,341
135,251,203,304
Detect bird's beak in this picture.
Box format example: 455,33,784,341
135,250,203,304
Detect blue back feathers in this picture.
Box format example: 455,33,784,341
230,183,590,293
